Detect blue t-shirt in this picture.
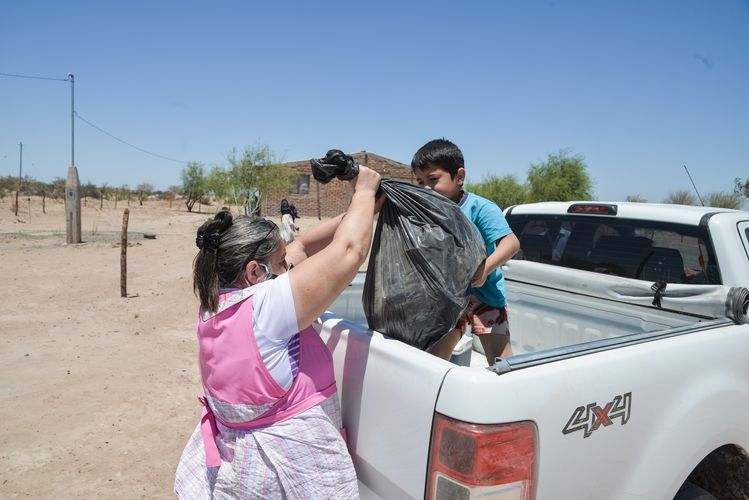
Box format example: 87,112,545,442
459,191,513,308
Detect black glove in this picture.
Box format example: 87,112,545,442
309,149,360,184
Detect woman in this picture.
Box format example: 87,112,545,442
175,167,380,499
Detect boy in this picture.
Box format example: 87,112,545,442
411,139,520,364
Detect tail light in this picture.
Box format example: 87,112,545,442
426,413,538,500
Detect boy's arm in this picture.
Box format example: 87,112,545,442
471,232,520,287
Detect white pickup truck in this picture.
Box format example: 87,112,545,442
322,201,749,500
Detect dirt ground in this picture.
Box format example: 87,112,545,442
0,195,330,499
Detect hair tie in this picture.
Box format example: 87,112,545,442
196,231,221,251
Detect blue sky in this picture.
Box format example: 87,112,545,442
1,0,747,203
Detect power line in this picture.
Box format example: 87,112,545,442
0,71,68,82
75,111,190,164
3,70,225,167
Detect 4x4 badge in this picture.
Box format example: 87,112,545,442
563,392,631,438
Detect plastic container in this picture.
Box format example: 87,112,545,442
450,334,474,366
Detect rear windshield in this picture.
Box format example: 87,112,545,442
507,214,722,285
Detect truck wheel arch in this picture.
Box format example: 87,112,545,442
683,444,749,498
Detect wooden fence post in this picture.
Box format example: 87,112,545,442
121,209,129,297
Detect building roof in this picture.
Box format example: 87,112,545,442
349,151,411,175
283,150,412,177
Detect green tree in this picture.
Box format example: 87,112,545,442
119,184,132,206
466,174,528,208
206,166,230,204
625,194,647,203
49,177,66,199
735,177,749,199
163,185,181,207
82,181,99,200
227,144,293,215
705,191,745,209
0,176,14,198
25,177,48,197
136,182,154,206
663,190,697,205
181,162,207,212
100,182,108,209
526,150,593,202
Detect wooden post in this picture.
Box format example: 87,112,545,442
42,191,46,214
14,190,18,217
27,197,31,223
120,209,129,298
316,181,321,220
114,189,118,208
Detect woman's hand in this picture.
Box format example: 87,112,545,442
349,165,381,194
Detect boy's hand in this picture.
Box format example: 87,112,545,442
471,259,487,288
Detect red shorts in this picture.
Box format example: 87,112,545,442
458,298,510,336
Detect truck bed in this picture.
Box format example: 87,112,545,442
328,265,712,369
323,268,746,499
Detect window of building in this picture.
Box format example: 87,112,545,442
290,174,310,195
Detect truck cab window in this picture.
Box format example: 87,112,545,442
509,214,721,285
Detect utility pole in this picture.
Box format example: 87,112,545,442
15,142,22,217
65,73,81,243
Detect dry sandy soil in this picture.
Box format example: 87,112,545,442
0,195,331,499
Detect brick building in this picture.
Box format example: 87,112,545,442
263,151,416,219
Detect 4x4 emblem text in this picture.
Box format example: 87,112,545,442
562,392,632,438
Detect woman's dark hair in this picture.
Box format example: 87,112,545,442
410,138,464,178
280,198,291,215
193,211,281,312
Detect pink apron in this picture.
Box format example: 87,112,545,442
196,289,338,467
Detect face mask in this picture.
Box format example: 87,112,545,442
259,263,277,281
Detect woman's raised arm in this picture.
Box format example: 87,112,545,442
286,166,380,330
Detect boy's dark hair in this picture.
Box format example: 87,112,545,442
410,138,464,178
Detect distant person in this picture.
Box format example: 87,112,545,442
411,138,520,364
279,198,296,242
174,166,381,499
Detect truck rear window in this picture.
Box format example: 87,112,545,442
507,214,722,285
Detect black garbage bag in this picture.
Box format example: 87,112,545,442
309,149,360,184
363,179,486,350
